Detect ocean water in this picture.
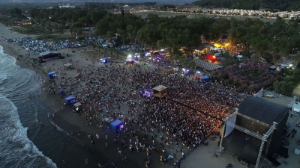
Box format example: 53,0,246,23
0,46,56,168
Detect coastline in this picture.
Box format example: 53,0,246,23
0,24,178,168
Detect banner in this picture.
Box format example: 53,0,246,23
254,88,264,98
224,114,237,137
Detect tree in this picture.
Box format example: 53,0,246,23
10,7,23,18
126,24,135,44
273,80,295,96
95,16,111,35
88,10,107,25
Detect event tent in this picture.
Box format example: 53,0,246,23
153,85,168,98
110,119,124,133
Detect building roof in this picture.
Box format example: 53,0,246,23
153,85,167,92
110,119,123,127
194,59,223,71
238,97,289,125
65,96,75,100
40,51,59,56
197,43,214,51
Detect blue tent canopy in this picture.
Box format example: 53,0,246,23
65,96,76,106
140,88,153,98
125,58,134,64
110,119,124,133
48,72,56,80
65,96,75,100
59,89,65,94
200,76,210,83
100,57,108,64
157,56,163,60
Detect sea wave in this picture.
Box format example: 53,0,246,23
0,72,7,84
0,92,57,168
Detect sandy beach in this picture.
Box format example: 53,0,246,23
0,23,183,168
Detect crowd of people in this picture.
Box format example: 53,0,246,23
8,36,143,55
39,50,241,167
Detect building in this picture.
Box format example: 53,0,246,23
59,4,76,9
15,20,32,26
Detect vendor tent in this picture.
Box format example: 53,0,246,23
100,58,108,64
110,119,124,133
125,58,134,65
153,85,168,98
72,102,82,113
200,76,210,83
237,55,243,59
269,65,276,71
48,72,56,80
65,96,76,106
204,54,218,62
140,88,154,98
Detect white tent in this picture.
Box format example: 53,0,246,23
237,55,243,59
293,102,300,113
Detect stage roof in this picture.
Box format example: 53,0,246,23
39,51,59,56
224,97,289,163
153,85,167,92
238,97,289,125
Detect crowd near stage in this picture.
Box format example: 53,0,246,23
41,49,241,167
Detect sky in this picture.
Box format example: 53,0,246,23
1,0,197,3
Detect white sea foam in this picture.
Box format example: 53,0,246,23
0,95,57,168
0,45,57,168
0,72,7,85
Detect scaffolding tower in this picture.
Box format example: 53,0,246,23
218,110,277,168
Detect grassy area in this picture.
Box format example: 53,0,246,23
0,17,15,26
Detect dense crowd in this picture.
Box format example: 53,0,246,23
8,36,143,54
42,55,241,167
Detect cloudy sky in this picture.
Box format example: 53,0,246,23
1,0,197,2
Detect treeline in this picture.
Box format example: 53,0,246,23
193,0,300,11
27,7,300,62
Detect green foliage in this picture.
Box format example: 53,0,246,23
272,58,300,96
273,80,296,96
160,5,176,11
0,17,15,26
171,53,196,68
10,7,25,19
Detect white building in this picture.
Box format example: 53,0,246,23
59,4,75,9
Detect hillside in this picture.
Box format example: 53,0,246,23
193,0,300,11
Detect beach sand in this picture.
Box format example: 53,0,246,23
0,23,179,168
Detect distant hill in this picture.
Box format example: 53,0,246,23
193,0,300,11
